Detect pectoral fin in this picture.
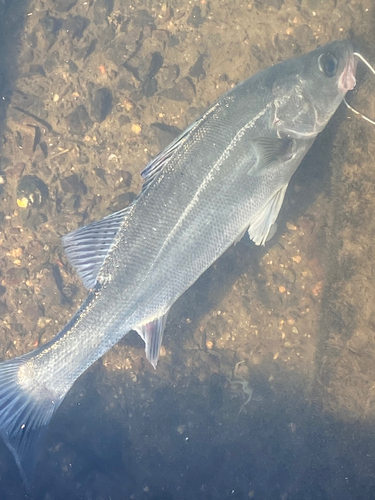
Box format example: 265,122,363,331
247,184,288,245
248,137,293,176
135,312,169,368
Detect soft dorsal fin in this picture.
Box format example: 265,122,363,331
141,115,204,191
135,311,169,368
62,205,132,289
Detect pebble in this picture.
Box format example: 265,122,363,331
131,123,142,134
278,285,286,294
286,222,297,231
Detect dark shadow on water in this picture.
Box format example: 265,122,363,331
1,361,375,499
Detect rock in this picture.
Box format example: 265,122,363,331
157,64,179,88
66,105,93,135
187,6,205,28
93,0,114,24
160,77,195,104
90,88,112,122
63,16,89,39
60,173,87,195
54,0,77,12
17,175,48,208
142,77,158,97
189,54,206,80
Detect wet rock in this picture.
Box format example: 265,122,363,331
106,32,141,66
67,59,78,73
189,54,206,80
93,0,114,24
60,173,87,195
17,175,48,208
158,64,179,88
131,9,155,28
66,105,93,135
63,16,89,39
151,122,181,150
44,50,60,73
255,0,283,8
146,52,163,80
0,301,7,315
6,267,28,286
12,90,48,120
28,65,46,78
187,6,205,28
40,13,62,36
24,212,48,230
54,0,77,12
90,87,112,122
109,192,136,211
160,77,195,104
14,124,37,157
76,39,97,60
293,24,314,45
39,12,62,48
168,34,180,47
142,77,158,97
19,47,34,65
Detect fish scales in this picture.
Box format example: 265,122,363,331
0,40,357,487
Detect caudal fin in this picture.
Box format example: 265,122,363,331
0,355,63,488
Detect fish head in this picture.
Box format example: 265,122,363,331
272,40,356,139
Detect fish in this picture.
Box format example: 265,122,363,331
0,40,356,487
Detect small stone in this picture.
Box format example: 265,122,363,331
286,222,297,231
278,285,286,294
292,255,301,263
206,340,213,350
131,123,142,134
17,197,29,208
159,345,166,357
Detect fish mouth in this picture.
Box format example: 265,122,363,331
339,49,357,92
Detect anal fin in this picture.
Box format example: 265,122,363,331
135,312,169,369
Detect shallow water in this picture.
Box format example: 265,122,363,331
0,0,375,498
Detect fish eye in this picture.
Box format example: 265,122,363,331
318,52,338,78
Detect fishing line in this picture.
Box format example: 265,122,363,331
344,52,375,125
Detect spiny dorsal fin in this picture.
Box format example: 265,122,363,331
141,115,204,191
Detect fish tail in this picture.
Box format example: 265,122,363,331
0,355,63,489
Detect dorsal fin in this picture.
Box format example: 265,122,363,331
62,205,132,289
141,115,204,191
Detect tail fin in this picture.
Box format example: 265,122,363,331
0,356,63,489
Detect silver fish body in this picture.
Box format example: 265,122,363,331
0,40,356,486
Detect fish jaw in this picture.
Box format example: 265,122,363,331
339,51,357,92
